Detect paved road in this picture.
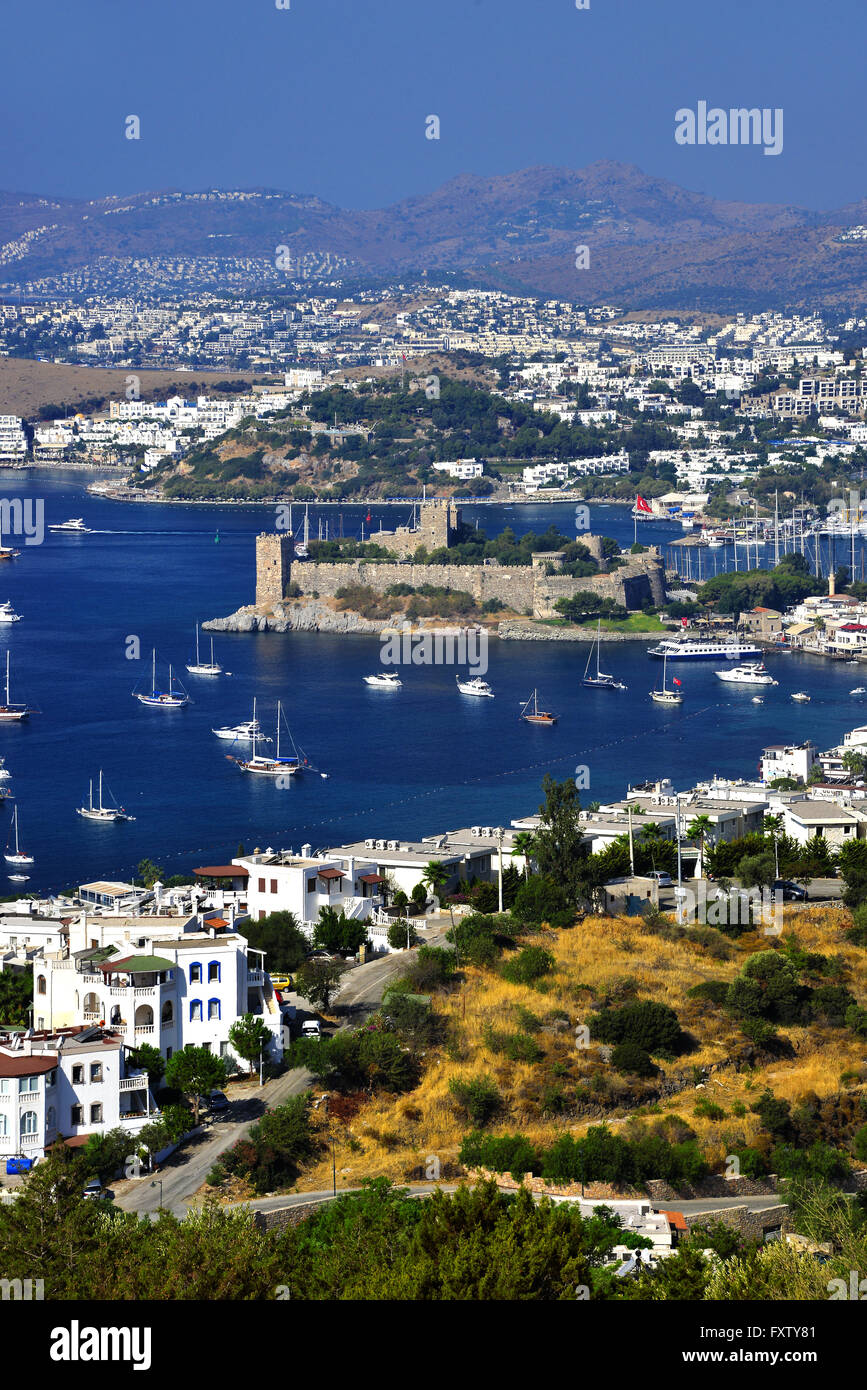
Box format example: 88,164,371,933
219,1186,789,1218
115,925,450,1218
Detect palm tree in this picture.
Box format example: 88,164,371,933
763,813,784,879
421,859,449,903
511,831,536,879
686,814,714,879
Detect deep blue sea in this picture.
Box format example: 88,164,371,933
0,471,862,894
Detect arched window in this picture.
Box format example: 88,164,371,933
161,1000,174,1025
208,998,221,1021
190,1000,202,1022
189,962,203,984
83,992,99,1015
207,960,221,983
36,975,46,995
20,1111,37,1136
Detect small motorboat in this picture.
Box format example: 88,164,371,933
752,696,764,704
852,688,867,696
48,517,92,533
791,692,811,702
456,674,494,697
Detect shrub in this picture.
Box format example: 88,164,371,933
206,1163,227,1186
853,1124,867,1162
483,1026,544,1063
458,1131,540,1180
500,946,555,987
845,1003,867,1038
448,1075,503,1127
731,1146,769,1178
693,1098,727,1121
512,876,575,929
811,985,856,1026
687,981,730,1005
611,1042,655,1077
591,999,683,1056
772,1142,851,1186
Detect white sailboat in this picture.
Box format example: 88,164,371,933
650,652,683,705
4,804,33,869
77,770,135,823
0,651,32,721
134,649,190,708
186,625,222,677
582,619,627,690
227,700,304,776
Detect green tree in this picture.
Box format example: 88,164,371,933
387,918,417,949
242,909,310,973
228,1013,273,1078
164,1046,228,1124
511,830,536,879
135,858,165,888
313,905,370,955
295,957,346,1012
533,775,589,905
512,875,575,928
126,1042,165,1087
0,970,32,1026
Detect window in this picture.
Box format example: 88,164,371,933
0,1079,7,1094
270,879,278,894
219,1041,229,1058
258,910,266,920
190,962,202,983
0,1112,6,1136
20,1111,37,1136
208,999,220,1021
37,1018,45,1030
70,1104,83,1126
258,877,266,892
208,961,220,983
90,1063,103,1083
46,1106,56,1131
36,975,46,995
18,1076,38,1094
190,1000,202,1022
90,1103,103,1124
166,1047,172,1061
47,1070,56,1088
72,1064,84,1085
161,1001,173,1025
307,877,317,893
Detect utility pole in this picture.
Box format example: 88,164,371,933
675,794,683,924
496,828,504,914
627,805,635,877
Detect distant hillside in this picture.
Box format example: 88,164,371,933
3,163,867,310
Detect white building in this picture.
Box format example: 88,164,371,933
760,742,818,785
0,1025,157,1163
37,910,283,1068
0,415,27,462
432,459,484,481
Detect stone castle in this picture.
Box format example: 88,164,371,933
255,500,666,620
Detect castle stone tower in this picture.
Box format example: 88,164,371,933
256,532,295,609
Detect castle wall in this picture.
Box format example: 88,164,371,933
289,560,536,615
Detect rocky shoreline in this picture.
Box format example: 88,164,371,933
204,601,667,642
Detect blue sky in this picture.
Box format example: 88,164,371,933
1,0,863,210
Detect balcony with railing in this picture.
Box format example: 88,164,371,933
134,1024,155,1037
119,1075,149,1091
83,1011,101,1023
247,968,264,985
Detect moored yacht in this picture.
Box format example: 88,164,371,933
364,671,403,688
715,662,778,686
77,770,135,823
0,601,21,624
648,637,762,661
134,650,189,708
227,700,305,776
456,674,493,697
186,624,222,677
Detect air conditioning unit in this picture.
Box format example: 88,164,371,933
485,827,496,838
471,826,482,838
365,838,375,849
376,840,386,850
388,840,399,850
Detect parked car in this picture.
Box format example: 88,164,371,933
773,879,809,901
208,1090,230,1113
270,973,293,992
646,870,673,888
83,1178,112,1202
301,1019,322,1040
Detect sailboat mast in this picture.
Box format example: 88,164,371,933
5,650,9,706
251,698,257,759
276,701,281,760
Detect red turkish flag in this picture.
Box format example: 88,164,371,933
672,678,682,686
635,494,652,513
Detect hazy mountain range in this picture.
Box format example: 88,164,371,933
3,161,867,311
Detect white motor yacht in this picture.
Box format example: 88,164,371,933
456,674,494,697
715,662,778,687
0,602,21,624
364,672,403,688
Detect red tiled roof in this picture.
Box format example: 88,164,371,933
205,917,228,929
194,865,250,878
0,1054,57,1077
838,624,867,632
317,868,345,879
659,1209,688,1231
359,872,385,883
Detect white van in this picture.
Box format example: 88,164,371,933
301,1020,322,1040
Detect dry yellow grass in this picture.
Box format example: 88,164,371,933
295,907,867,1192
